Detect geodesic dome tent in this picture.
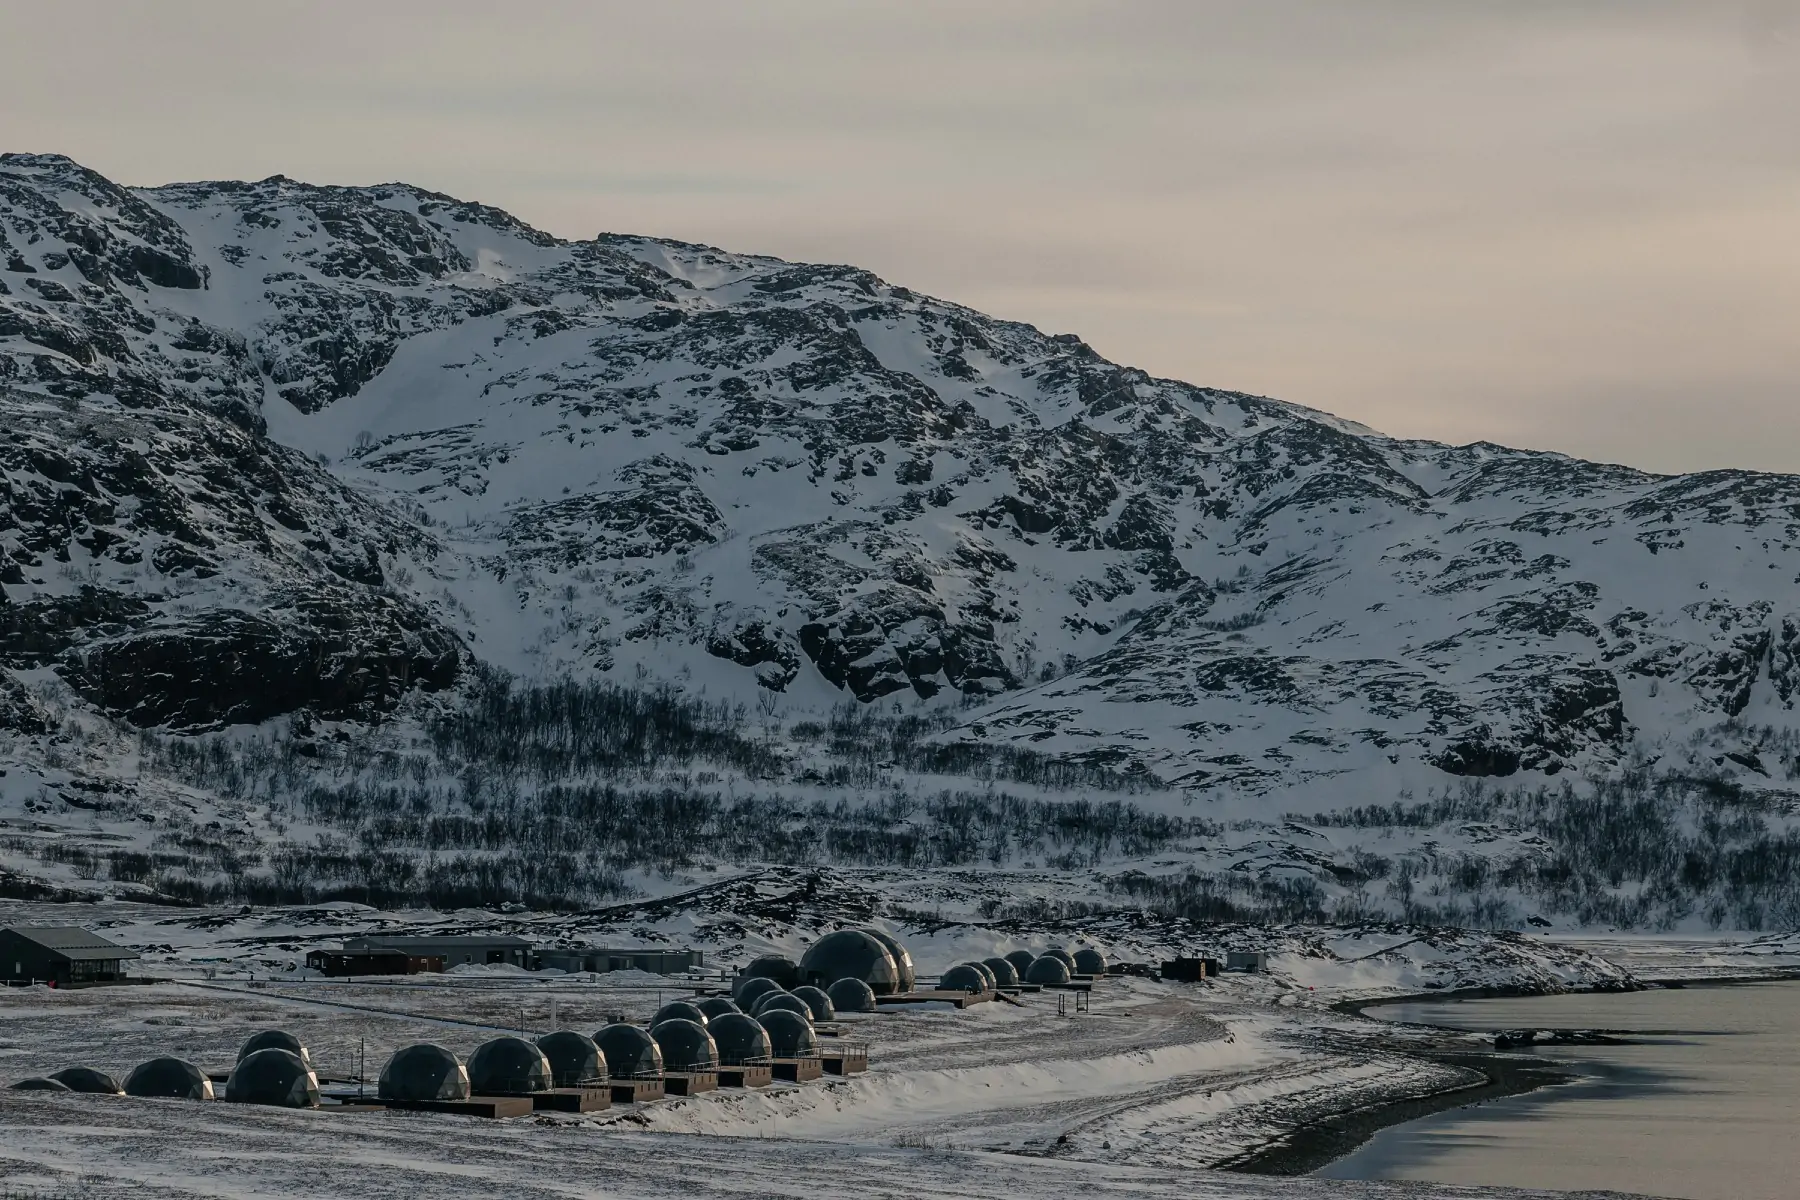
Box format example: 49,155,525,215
696,996,742,1021
10,1077,69,1091
1073,947,1108,975
759,1009,819,1059
739,953,801,990
708,1014,772,1065
732,975,786,1009
982,957,1020,987
536,1031,606,1087
939,964,988,993
237,1029,311,1068
651,1001,709,1028
860,929,916,993
753,991,812,1021
379,1043,470,1102
50,1067,121,1095
826,977,878,1013
124,1057,213,1100
467,1036,553,1095
967,961,996,990
225,1048,320,1108
1025,955,1071,985
798,930,899,995
1044,948,1076,970
792,985,835,1021
1003,949,1037,977
650,1018,719,1071
595,1023,663,1079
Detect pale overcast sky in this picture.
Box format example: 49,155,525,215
3,1,1796,474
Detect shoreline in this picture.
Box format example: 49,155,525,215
1233,968,1800,1177
1222,1049,1576,1177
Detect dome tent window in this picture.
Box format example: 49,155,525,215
859,928,916,993
466,1036,553,1095
237,1029,311,1068
536,1030,607,1087
737,953,800,990
10,1077,71,1091
650,1018,719,1072
826,977,878,1013
50,1067,122,1095
798,930,900,995
754,991,815,1022
651,1000,709,1028
982,956,1020,987
594,1023,663,1079
709,1014,774,1065
732,975,786,1009
124,1057,212,1101
225,1048,320,1108
696,996,742,1021
791,984,836,1021
759,1009,819,1059
379,1043,470,1102
939,964,989,994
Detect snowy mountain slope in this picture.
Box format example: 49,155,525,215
5,151,1800,812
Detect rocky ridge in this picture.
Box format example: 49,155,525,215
4,151,1800,805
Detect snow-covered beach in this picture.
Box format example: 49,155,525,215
6,896,1797,1198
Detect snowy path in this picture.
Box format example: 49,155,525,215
0,1091,1646,1200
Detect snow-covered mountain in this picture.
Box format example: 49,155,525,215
6,151,1797,804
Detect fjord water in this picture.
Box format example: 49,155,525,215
1320,981,1800,1199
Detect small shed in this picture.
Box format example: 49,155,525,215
1226,951,1268,973
0,927,139,987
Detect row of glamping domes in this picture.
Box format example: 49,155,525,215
736,927,915,998
10,1030,322,1105
9,1003,848,1110
733,929,1108,998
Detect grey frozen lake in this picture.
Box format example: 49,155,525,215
1321,980,1800,1199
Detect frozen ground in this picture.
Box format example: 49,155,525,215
0,976,1638,1200
0,898,1700,1198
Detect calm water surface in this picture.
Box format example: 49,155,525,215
1318,981,1800,1199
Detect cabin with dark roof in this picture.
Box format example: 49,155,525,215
0,926,140,987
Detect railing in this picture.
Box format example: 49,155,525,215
717,1053,773,1067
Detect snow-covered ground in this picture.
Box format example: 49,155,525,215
0,969,1633,1200
0,894,1711,1198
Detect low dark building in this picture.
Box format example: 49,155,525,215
1160,957,1208,983
305,950,444,977
536,947,704,975
343,935,532,968
0,926,138,987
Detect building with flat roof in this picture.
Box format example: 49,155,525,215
343,935,531,968
1,926,139,987
304,950,444,977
